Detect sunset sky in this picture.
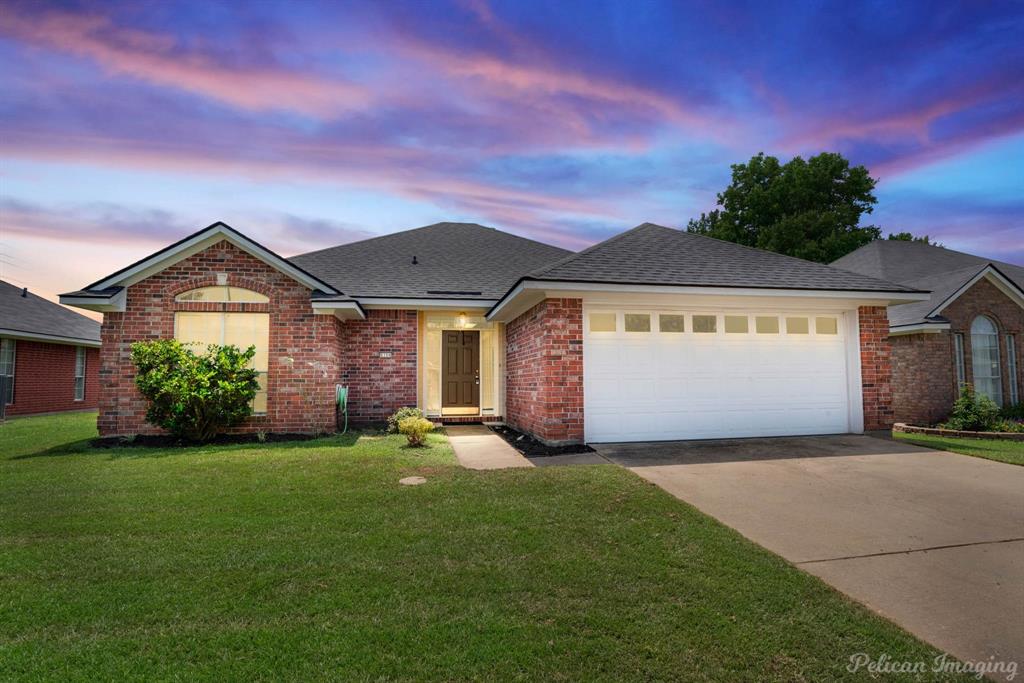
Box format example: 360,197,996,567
1,0,1022,310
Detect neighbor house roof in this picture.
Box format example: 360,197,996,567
0,280,101,346
832,240,1024,330
289,222,572,301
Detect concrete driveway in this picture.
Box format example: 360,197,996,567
595,435,1024,673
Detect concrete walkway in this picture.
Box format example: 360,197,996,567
447,425,534,470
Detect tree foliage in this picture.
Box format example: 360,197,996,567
131,339,260,442
687,152,925,263
887,231,939,245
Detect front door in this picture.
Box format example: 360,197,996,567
442,330,480,410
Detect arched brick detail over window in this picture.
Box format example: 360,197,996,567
166,275,275,301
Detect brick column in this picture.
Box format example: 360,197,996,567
505,298,583,444
859,306,893,430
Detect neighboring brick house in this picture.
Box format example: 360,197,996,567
834,241,1023,425
0,280,100,416
62,221,925,443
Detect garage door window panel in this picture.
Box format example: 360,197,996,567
755,316,779,334
659,314,685,333
724,315,749,334
693,315,717,333
589,312,617,333
786,317,809,334
624,313,651,333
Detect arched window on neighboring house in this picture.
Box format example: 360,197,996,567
970,315,1002,406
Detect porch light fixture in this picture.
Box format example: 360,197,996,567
458,312,468,328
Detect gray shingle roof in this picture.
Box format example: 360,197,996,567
832,241,1024,327
0,280,101,344
525,223,921,292
289,222,572,300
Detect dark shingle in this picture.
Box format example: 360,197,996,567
527,223,920,292
0,280,100,343
289,222,572,300
832,241,1024,327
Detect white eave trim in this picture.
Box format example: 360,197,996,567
930,265,1024,318
0,328,101,347
889,322,951,336
310,300,366,320
487,279,930,321
357,297,497,311
59,289,127,313
88,223,339,295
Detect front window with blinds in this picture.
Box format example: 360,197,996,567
74,347,86,401
0,339,14,405
175,312,269,414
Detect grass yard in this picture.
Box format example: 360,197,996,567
1,412,972,681
894,431,1024,466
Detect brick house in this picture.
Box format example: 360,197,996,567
61,221,926,443
0,280,100,416
834,240,1023,425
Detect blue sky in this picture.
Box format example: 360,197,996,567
0,0,1021,305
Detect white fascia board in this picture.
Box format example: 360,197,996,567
889,322,951,336
59,289,126,313
90,225,338,294
0,329,101,347
358,298,497,311
310,301,366,320
487,280,929,322
930,266,1024,317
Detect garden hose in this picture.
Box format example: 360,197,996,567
335,385,348,434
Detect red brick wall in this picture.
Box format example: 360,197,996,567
339,309,418,423
3,340,99,416
859,306,893,430
891,332,956,425
888,277,1024,425
942,277,1023,406
97,240,344,436
505,298,583,444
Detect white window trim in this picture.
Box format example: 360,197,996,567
74,346,86,401
953,333,966,388
0,338,15,405
1007,335,1019,406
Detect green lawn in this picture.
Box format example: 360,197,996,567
1,413,971,681
894,431,1024,466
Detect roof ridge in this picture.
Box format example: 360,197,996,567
290,221,570,261
529,223,668,278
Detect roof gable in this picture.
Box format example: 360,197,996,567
0,280,101,346
83,222,341,295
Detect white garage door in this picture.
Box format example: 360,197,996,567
584,309,853,442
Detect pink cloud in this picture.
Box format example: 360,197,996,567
0,9,370,117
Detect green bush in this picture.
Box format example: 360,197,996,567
387,406,424,433
131,339,260,442
941,385,1001,432
1000,402,1024,421
398,416,434,447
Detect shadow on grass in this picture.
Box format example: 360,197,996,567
11,430,368,461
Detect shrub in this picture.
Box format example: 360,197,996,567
387,406,424,433
398,416,434,447
1000,402,1024,421
941,385,1001,432
131,339,260,442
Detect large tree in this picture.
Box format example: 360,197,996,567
687,152,891,263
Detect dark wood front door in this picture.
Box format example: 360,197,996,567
442,330,480,408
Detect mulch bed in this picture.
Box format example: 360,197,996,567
91,432,321,449
892,422,1024,442
489,425,594,457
